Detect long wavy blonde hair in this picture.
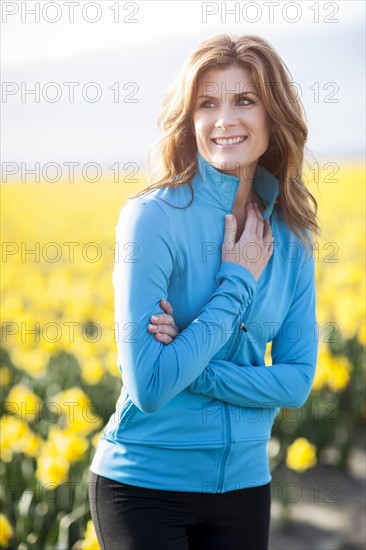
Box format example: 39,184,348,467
129,33,320,253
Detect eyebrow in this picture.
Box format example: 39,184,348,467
197,91,258,100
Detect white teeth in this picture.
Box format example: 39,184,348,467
213,136,246,145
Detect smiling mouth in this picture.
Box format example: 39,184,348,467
212,136,248,146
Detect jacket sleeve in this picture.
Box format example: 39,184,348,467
188,242,318,409
113,197,257,413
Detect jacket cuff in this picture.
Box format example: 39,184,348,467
215,261,258,308
216,261,257,288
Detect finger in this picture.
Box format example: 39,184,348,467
263,218,273,245
150,312,179,334
241,203,259,237
253,203,264,239
252,201,260,218
160,298,173,314
223,214,237,251
149,323,177,338
150,313,175,326
155,332,172,345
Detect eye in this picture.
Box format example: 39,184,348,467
200,100,215,108
237,96,253,106
199,96,254,108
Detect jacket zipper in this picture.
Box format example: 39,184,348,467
217,299,254,492
226,299,253,360
217,404,232,492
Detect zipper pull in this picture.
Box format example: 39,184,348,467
239,322,248,333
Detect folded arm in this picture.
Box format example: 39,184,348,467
114,197,257,413
188,241,318,409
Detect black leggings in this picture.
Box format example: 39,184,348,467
88,471,271,550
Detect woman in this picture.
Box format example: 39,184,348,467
89,33,320,549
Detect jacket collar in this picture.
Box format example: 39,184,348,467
191,150,280,219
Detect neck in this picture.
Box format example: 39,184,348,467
217,161,259,213
192,150,279,219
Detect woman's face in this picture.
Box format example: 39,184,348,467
192,65,271,173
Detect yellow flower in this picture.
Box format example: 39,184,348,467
35,452,70,487
40,431,60,458
9,347,49,378
264,342,272,366
80,356,104,385
52,387,90,413
0,514,14,548
312,348,331,391
333,290,364,341
0,448,12,463
312,348,352,392
21,431,43,458
80,520,100,549
358,318,365,346
327,356,351,391
66,409,103,436
5,384,42,422
315,299,332,330
286,437,317,472
48,426,89,463
312,364,329,391
48,387,102,435
76,341,100,363
0,415,30,462
0,367,11,386
1,295,24,324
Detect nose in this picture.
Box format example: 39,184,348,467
215,120,236,131
215,107,238,130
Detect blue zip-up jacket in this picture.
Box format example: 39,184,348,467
90,150,318,493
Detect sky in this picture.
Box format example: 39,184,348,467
1,0,365,181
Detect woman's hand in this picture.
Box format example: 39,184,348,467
222,202,274,282
148,299,179,345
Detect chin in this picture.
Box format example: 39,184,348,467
213,152,247,168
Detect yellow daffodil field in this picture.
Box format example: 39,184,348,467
1,162,365,549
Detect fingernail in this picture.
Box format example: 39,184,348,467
152,316,159,321
254,202,258,208
161,298,166,302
